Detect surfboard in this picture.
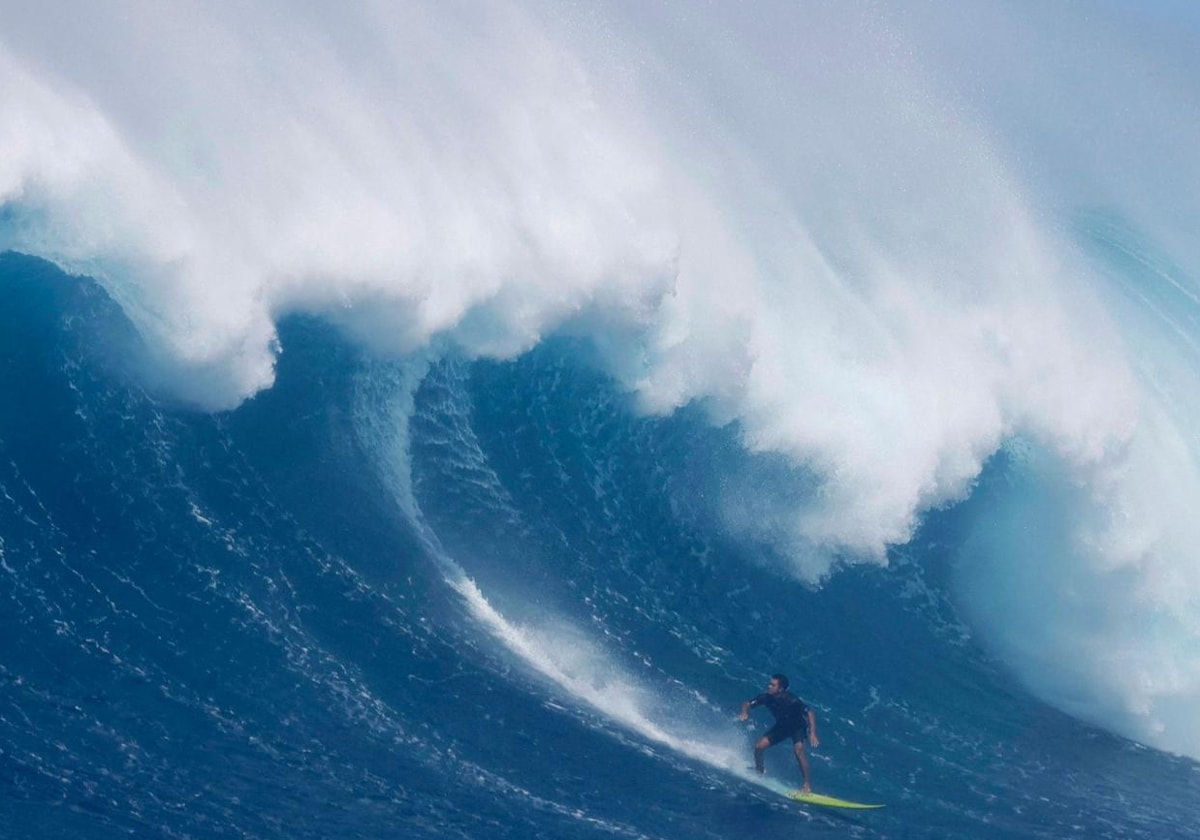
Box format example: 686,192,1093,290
788,790,885,810
754,775,884,809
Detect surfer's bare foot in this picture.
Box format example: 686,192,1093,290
800,785,812,794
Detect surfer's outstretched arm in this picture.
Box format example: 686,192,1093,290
807,709,819,747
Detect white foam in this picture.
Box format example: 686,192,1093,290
0,0,1172,555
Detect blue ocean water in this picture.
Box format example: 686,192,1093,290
4,2,1200,838
2,253,1198,839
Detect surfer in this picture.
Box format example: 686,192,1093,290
739,673,819,793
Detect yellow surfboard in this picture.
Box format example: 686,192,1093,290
755,776,884,809
788,790,885,810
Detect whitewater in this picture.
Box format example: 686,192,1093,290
2,1,1199,838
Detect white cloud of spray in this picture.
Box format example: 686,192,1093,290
2,1,1200,757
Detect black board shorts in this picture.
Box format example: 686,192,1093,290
764,717,809,745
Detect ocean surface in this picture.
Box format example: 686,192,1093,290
3,3,1200,838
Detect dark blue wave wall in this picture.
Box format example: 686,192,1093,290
2,253,1197,840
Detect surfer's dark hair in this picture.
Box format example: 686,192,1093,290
772,673,789,690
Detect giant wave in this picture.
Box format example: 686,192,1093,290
2,2,1200,838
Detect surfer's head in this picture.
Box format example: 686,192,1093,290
769,673,789,693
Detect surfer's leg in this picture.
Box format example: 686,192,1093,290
755,725,786,774
753,736,771,773
793,742,812,793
